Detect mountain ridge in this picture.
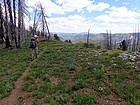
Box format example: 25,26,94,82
53,32,139,42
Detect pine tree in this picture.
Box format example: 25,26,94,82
122,40,127,51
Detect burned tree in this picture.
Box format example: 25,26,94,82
39,4,51,41
136,24,140,52
18,0,21,48
104,29,112,50
0,3,5,43
18,0,29,48
13,0,18,47
109,30,112,50
29,4,50,41
4,0,10,47
7,0,14,46
87,26,91,47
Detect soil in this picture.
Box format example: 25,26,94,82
50,76,59,85
66,67,82,89
0,46,47,105
96,92,122,105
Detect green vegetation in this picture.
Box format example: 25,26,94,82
72,79,87,91
0,42,47,98
73,93,96,105
0,41,140,104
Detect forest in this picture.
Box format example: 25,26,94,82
0,0,51,49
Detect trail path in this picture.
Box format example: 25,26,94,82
0,46,47,105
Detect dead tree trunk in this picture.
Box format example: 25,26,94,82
45,20,51,41
106,29,109,50
40,4,51,41
109,30,112,50
33,8,37,36
7,0,14,42
21,14,24,47
136,23,140,52
41,9,45,38
13,0,18,47
4,0,10,48
18,0,21,48
87,26,90,47
0,3,5,43
132,26,137,52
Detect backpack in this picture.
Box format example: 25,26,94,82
30,38,36,49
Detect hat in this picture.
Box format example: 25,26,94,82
34,35,38,38
31,37,35,40
31,37,35,39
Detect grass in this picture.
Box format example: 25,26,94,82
0,40,140,104
0,41,47,99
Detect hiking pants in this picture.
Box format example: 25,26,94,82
36,46,38,55
32,48,37,60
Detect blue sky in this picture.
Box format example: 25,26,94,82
25,0,140,33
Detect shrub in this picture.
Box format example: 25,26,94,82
10,71,22,81
110,50,122,57
73,93,96,105
96,45,101,49
67,63,77,71
54,34,60,40
53,93,69,104
72,79,87,91
0,79,15,98
22,82,35,92
52,67,61,76
93,67,105,80
121,40,127,51
83,43,95,48
89,43,95,48
83,43,88,48
33,90,45,99
42,74,50,82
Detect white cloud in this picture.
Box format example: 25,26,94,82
95,15,137,24
86,2,110,12
93,6,140,33
122,2,130,5
110,6,140,18
25,0,140,33
26,0,64,16
95,6,140,24
47,14,92,33
26,0,94,15
55,0,94,12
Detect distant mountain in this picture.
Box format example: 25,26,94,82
55,32,96,41
53,32,140,43
71,33,96,41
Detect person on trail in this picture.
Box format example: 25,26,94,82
34,35,39,55
30,37,37,60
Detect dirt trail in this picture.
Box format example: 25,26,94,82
0,46,47,105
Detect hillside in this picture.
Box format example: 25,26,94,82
57,32,139,44
0,41,140,105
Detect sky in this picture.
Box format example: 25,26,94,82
25,0,140,33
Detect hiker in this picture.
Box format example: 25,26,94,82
34,35,39,55
30,37,37,60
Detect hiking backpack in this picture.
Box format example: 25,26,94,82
30,38,36,48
